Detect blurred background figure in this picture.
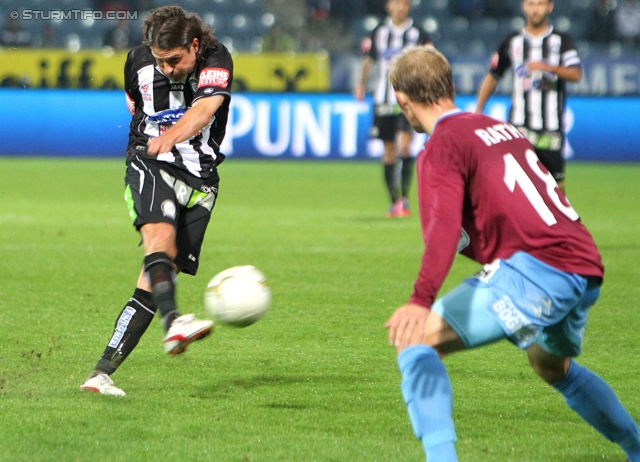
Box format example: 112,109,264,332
262,23,297,52
614,0,640,47
0,17,32,48
104,19,133,50
588,0,616,44
34,23,61,49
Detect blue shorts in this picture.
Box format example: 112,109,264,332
431,252,601,357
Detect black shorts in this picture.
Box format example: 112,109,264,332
124,155,219,275
371,110,412,142
535,148,565,183
515,127,565,183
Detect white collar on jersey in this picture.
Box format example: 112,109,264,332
522,25,554,42
384,17,414,33
433,108,463,131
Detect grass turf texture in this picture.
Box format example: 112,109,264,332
0,158,638,462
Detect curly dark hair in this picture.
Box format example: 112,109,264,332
142,6,218,62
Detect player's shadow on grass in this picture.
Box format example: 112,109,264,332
194,373,353,404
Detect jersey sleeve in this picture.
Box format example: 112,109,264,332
409,136,467,308
489,35,512,80
560,33,581,68
363,27,378,60
194,47,233,102
124,49,138,116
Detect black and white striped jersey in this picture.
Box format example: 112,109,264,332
124,43,233,178
363,17,430,106
489,27,580,133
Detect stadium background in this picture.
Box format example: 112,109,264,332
0,0,638,160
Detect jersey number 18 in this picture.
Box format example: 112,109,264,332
503,149,579,226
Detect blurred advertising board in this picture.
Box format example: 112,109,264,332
0,49,329,91
0,90,638,161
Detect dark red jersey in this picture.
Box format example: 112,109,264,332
410,111,603,308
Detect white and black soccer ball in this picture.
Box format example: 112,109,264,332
204,265,271,327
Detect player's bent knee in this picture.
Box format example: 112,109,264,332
527,344,569,384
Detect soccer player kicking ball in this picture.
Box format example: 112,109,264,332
385,45,640,461
81,6,234,396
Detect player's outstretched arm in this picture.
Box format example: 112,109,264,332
147,95,225,155
475,73,498,113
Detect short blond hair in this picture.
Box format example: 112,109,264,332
389,45,454,105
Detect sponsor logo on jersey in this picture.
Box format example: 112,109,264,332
515,63,529,78
140,83,153,102
198,68,230,88
170,82,184,92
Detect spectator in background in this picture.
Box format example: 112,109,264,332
104,19,133,50
0,17,32,48
309,0,331,20
35,24,61,48
614,0,640,47
588,0,615,43
262,23,297,52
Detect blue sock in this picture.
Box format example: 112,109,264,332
398,345,458,462
553,360,640,461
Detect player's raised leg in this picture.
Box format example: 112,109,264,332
141,222,212,355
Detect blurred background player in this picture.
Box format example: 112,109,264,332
81,6,234,396
386,45,640,462
354,0,431,217
475,0,582,192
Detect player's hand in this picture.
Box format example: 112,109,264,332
385,303,430,353
353,83,366,101
146,135,174,156
526,61,552,73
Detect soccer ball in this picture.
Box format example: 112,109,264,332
204,265,271,327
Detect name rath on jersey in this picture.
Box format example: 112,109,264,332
475,123,525,147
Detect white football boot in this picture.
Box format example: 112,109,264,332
80,373,126,396
163,314,213,355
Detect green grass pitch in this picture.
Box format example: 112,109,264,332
0,157,638,461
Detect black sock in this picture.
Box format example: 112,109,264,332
93,288,156,376
384,163,398,204
144,252,179,331
400,157,414,199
